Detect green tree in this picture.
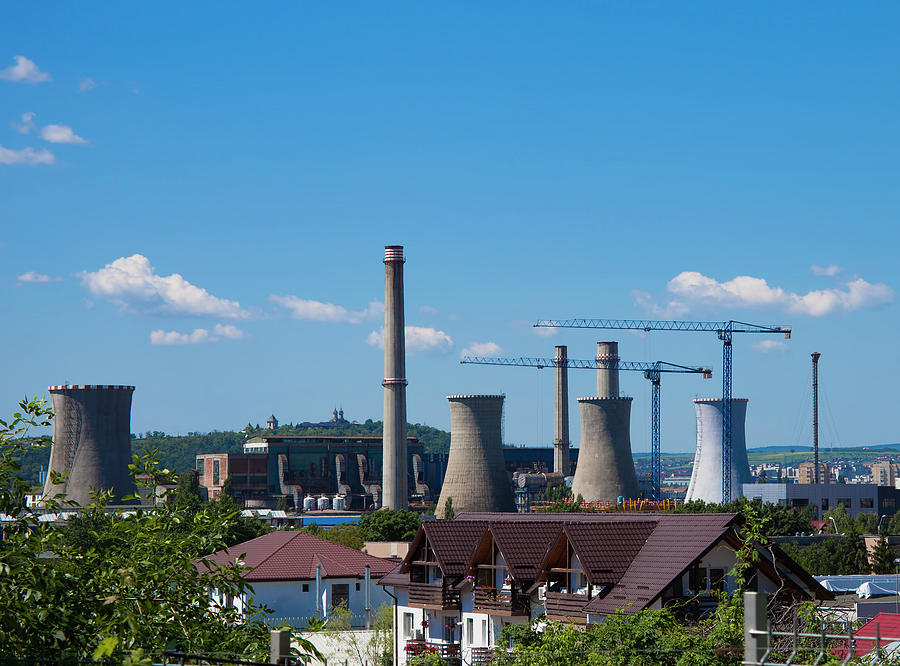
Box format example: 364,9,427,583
443,496,455,520
358,508,421,541
870,535,897,574
0,397,317,662
172,471,203,511
303,523,366,550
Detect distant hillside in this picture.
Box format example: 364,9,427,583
15,420,451,485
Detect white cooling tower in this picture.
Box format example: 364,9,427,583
685,398,752,504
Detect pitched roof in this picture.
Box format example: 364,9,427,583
417,520,489,576
378,561,410,587
199,530,396,582
583,513,740,615
834,613,900,658
563,521,656,585
483,522,564,580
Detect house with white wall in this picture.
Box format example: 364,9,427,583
380,512,832,665
201,530,396,627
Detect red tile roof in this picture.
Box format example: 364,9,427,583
199,530,396,582
563,521,656,585
834,613,900,658
419,520,489,575
487,522,564,580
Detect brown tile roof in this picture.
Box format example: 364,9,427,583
486,522,564,580
199,530,396,582
583,513,739,616
421,520,489,575
377,561,410,587
563,521,656,585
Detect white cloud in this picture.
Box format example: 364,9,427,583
752,340,788,353
12,112,35,134
533,326,558,338
366,326,453,354
0,56,51,83
419,305,438,315
17,271,61,284
79,254,249,319
150,323,246,345
811,264,841,277
270,295,382,323
631,289,689,318
41,124,87,144
79,78,96,92
636,271,894,317
0,145,55,165
460,341,502,359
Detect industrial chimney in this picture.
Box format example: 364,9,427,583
436,395,515,517
43,385,136,506
685,398,752,503
553,345,570,476
571,343,640,502
382,245,408,510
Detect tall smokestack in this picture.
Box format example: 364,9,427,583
382,245,408,509
596,341,620,398
812,352,821,484
554,345,570,476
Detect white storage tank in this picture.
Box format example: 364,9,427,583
302,495,316,511
317,495,330,511
332,495,345,511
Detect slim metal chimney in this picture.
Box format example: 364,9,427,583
812,352,821,485
382,245,408,509
596,341,620,398
553,345,570,476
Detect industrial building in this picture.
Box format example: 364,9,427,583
43,384,136,506
198,435,446,509
742,483,900,519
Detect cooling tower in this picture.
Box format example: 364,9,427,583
571,397,640,502
553,345,570,476
436,395,515,518
382,245,408,510
43,385,136,506
685,398,752,503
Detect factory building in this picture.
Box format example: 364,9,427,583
742,483,900,520
43,384,136,506
198,435,445,509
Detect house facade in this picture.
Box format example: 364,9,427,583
201,530,396,627
380,512,831,665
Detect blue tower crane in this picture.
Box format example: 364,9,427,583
459,355,712,501
532,319,791,502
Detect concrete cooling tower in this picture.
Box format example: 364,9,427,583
43,385,136,506
435,395,515,518
571,342,640,502
685,398,752,504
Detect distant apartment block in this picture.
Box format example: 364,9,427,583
798,462,832,485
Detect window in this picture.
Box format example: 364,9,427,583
838,498,852,509
212,459,220,486
861,498,875,509
466,618,474,645
196,458,204,476
689,566,708,594
477,567,492,588
302,583,309,592
821,498,829,511
332,583,349,609
403,613,414,639
355,582,360,591
882,498,896,511
789,498,808,508
482,619,487,643
710,568,726,593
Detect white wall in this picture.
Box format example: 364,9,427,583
238,577,390,625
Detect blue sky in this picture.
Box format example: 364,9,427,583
2,2,897,453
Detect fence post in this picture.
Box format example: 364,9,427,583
744,591,768,665
271,628,291,665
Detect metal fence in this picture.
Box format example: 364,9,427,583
263,612,373,630
744,591,900,665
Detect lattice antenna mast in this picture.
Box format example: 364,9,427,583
533,319,791,502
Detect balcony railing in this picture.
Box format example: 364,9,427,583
469,647,493,664
409,582,462,610
473,587,529,616
543,591,589,622
404,640,461,663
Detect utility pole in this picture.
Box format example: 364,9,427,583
812,352,821,484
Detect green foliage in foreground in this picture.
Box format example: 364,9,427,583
0,396,315,662
492,596,745,666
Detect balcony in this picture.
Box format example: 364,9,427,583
473,587,529,616
408,582,461,610
543,591,589,623
404,641,461,664
469,647,493,664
